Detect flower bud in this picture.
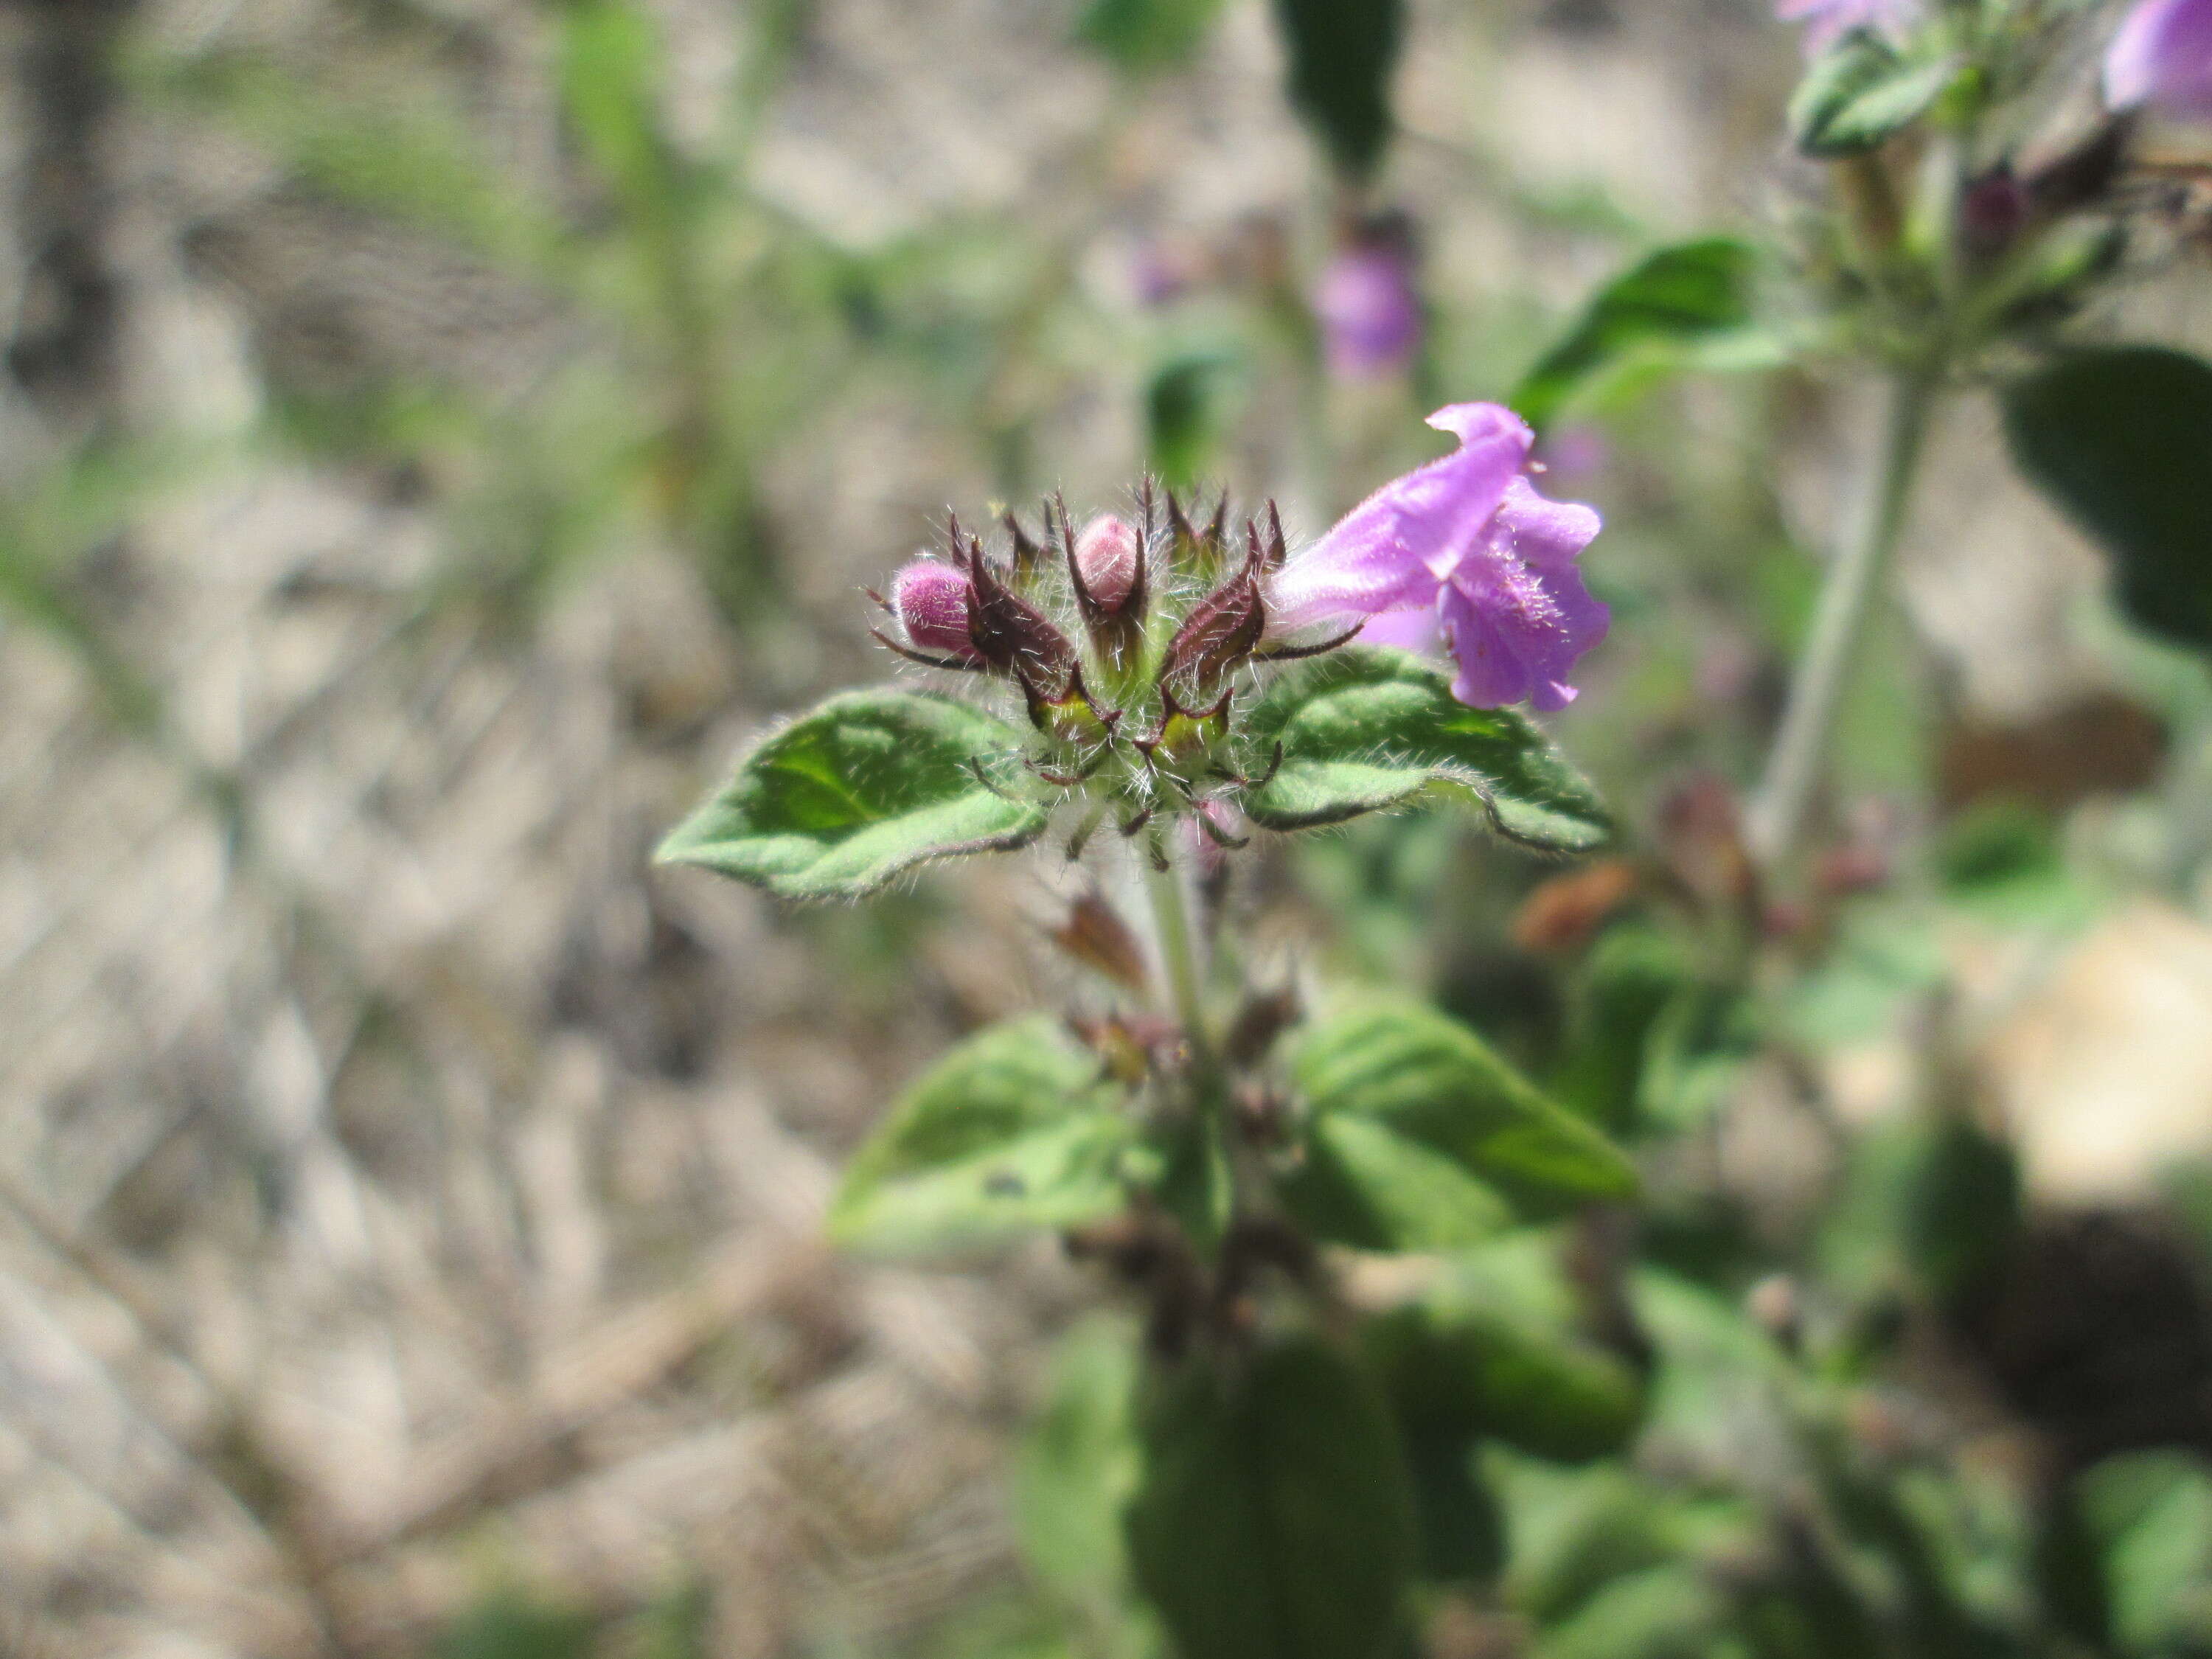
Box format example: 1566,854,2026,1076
889,559,981,662
1959,165,2029,264
1313,216,1421,381
1074,515,1141,613
1160,561,1264,698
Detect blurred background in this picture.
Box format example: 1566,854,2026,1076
4,0,2212,1655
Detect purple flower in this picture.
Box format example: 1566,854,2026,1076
1267,403,1608,713
1313,224,1422,380
2106,0,2212,119
1776,0,1919,52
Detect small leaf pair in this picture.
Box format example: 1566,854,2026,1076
655,647,1612,902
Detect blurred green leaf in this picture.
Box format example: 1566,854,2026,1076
1127,1335,1415,1659
1902,1119,2019,1302
1402,1425,1506,1585
560,0,681,214
1788,30,1955,159
1147,352,1238,494
1538,1564,1728,1659
828,1017,1132,1253
1244,647,1612,852
1014,1320,1143,1602
1638,982,1758,1133
1079,0,1226,74
2002,346,2212,653
1287,998,1637,1229
1554,925,1697,1135
1364,1234,1645,1463
1512,238,1761,431
2075,1452,2212,1655
1778,907,1944,1048
435,1593,597,1659
1270,0,1403,181
655,691,1048,900
1630,1270,1787,1472
1153,1108,1235,1259
1496,1456,1753,1630
1279,1110,1516,1253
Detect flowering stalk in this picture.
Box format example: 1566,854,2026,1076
1747,363,1941,872
1144,834,1213,1069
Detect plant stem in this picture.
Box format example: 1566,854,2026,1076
1747,365,1941,874
1144,837,1213,1068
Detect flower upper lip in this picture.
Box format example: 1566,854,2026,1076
1265,401,1608,712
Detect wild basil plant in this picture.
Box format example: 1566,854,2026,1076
658,407,1635,1659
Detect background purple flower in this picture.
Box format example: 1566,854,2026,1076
1777,0,1920,52
1312,216,1422,380
1269,403,1608,712
2106,0,2212,119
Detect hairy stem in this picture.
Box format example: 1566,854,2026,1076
1747,366,1941,873
1144,836,1213,1068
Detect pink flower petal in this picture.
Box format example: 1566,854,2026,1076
1267,403,1531,633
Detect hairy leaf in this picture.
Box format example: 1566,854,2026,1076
830,1017,1130,1253
1127,1335,1415,1659
2003,346,2212,653
656,691,1047,900
1244,648,1610,852
1287,996,1637,1223
1365,1234,1645,1463
1789,29,1955,158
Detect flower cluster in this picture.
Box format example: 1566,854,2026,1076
875,484,1311,853
871,403,1608,849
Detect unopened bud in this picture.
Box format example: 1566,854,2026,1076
889,560,981,661
1074,515,1141,613
1160,549,1265,698
1960,165,2029,263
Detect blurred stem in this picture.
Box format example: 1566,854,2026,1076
1747,364,1941,874
1144,838,1213,1068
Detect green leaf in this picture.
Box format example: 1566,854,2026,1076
829,1018,1131,1253
560,0,683,218
1278,1112,1516,1253
1127,1335,1415,1659
1901,1118,2019,1301
1270,0,1404,181
1155,1109,1236,1259
1286,997,1638,1231
1147,351,1239,493
1012,1321,1142,1601
1244,648,1611,852
1079,0,1226,74
2075,1451,2212,1653
1363,1235,1644,1463
1512,238,1761,431
1401,1426,1504,1585
656,690,1048,900
1494,1457,1753,1627
435,1593,597,1659
1541,1565,1729,1659
2002,346,2212,653
1788,29,1955,159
